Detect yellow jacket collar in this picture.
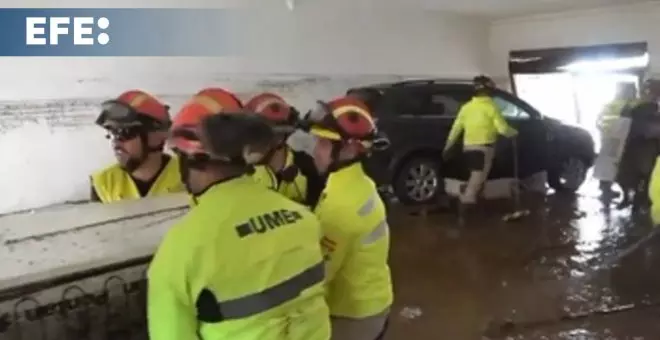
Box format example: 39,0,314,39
327,162,365,184
196,175,252,204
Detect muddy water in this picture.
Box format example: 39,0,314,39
386,182,660,339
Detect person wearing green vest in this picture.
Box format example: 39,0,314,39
597,83,639,197
90,90,184,203
443,75,518,216
302,96,392,340
616,79,660,210
147,89,330,340
245,92,326,207
648,156,660,225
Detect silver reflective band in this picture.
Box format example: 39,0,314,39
217,261,325,320
358,194,377,217
362,220,389,245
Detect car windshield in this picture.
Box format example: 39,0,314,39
493,96,527,118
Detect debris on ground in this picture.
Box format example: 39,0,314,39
399,306,423,320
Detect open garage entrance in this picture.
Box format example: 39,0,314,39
509,42,649,151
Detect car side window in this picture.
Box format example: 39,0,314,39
493,96,531,119
389,90,466,117
392,90,429,116
429,94,460,116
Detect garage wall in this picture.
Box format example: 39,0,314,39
0,6,489,214
489,1,660,80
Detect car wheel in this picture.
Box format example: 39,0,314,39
393,157,442,205
549,156,588,192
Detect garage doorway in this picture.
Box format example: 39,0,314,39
509,43,649,152
514,71,640,151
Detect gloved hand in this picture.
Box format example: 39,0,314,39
507,128,519,138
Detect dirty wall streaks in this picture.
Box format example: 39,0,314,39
0,74,413,133
0,74,424,214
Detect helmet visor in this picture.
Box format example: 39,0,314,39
105,126,143,142
96,100,142,127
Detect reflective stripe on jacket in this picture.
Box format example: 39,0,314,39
445,96,517,149
147,175,330,340
314,162,393,318
90,156,184,203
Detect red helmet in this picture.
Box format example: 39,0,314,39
245,93,298,130
169,88,243,156
96,90,171,129
196,88,244,110
306,96,377,147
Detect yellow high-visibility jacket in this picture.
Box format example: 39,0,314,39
649,156,660,225
444,96,518,150
597,99,640,133
252,149,326,207
148,175,330,340
90,156,184,203
314,162,393,318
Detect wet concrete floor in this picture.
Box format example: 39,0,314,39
386,181,660,340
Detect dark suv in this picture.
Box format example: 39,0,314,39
348,79,596,205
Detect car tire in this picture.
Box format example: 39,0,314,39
393,157,443,205
548,156,588,192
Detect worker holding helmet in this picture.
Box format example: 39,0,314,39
301,96,392,340
147,88,330,340
245,92,326,206
90,90,184,203
443,75,518,214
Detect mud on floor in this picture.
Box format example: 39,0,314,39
385,189,660,340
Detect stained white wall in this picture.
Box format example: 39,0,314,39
489,1,660,79
0,5,489,214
